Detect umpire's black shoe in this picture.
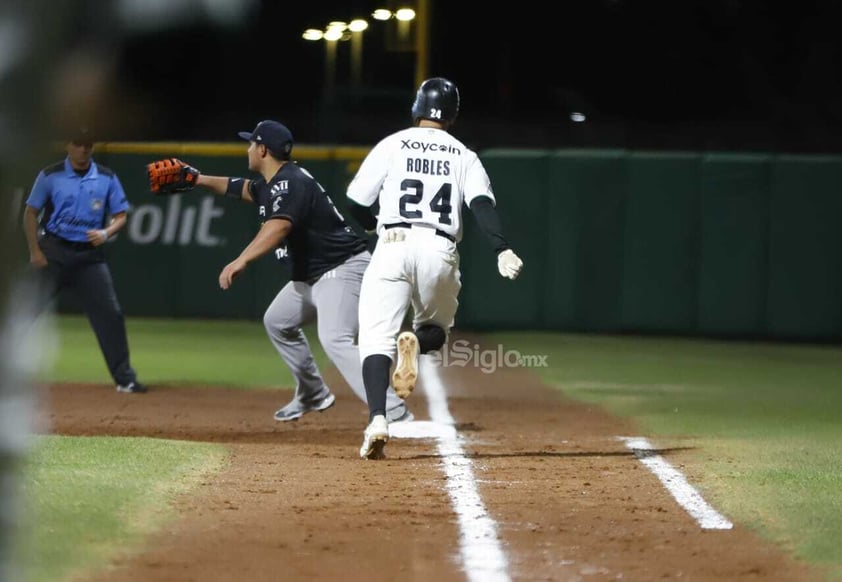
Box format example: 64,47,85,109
116,381,148,394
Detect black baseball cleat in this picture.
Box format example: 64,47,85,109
116,381,148,394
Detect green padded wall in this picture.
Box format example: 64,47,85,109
35,145,842,341
458,150,549,330
621,152,700,332
767,155,842,339
548,150,626,332
697,153,772,336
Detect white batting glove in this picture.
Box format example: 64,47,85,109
381,229,406,243
497,249,523,280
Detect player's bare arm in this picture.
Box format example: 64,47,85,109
218,218,292,290
22,205,47,268
85,211,127,246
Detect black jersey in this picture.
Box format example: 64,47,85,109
249,162,368,282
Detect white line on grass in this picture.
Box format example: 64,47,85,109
619,436,733,530
391,357,510,582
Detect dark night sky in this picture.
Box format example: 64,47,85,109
107,0,842,152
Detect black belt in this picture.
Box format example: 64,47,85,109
383,222,455,243
44,231,95,250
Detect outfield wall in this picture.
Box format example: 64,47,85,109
58,145,842,340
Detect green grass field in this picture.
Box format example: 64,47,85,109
490,331,842,580
16,316,842,581
17,436,227,582
40,314,330,388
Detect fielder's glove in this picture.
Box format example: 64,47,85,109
146,158,200,195
497,249,523,280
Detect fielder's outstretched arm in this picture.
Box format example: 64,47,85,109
196,175,254,203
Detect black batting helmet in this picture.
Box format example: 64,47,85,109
411,77,460,125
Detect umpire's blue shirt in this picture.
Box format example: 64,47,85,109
26,157,130,243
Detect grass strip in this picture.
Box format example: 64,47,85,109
16,435,227,582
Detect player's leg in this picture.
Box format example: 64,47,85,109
410,238,462,359
28,239,65,315
72,257,143,392
312,251,412,423
263,280,334,420
415,323,448,354
392,237,461,397
358,240,412,459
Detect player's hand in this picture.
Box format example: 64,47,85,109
86,229,109,247
497,249,523,280
29,249,48,269
219,258,247,290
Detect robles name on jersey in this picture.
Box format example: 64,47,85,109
406,157,450,176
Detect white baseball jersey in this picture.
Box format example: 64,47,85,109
347,126,495,241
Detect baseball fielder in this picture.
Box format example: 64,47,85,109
146,121,413,424
347,78,524,459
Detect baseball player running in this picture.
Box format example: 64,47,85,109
146,120,412,424
347,78,524,459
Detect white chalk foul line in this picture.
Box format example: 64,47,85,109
619,436,733,530
390,358,510,582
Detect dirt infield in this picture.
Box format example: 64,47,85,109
36,357,821,581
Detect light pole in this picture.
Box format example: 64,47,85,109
302,22,347,105
323,22,345,104
414,0,429,87
372,4,428,88
348,19,369,88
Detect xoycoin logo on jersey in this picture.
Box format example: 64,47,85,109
400,139,462,155
428,339,548,374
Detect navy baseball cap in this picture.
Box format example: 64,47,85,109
238,120,294,157
68,126,94,147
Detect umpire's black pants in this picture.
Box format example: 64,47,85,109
34,233,137,387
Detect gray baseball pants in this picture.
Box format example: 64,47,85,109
263,250,407,417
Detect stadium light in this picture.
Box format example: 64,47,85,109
303,3,427,92
302,28,323,41
301,17,372,92
372,8,416,21
349,19,369,32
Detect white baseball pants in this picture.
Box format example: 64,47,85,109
358,225,462,360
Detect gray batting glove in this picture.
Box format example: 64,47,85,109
497,249,523,280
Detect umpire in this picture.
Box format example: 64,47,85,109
21,127,146,393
